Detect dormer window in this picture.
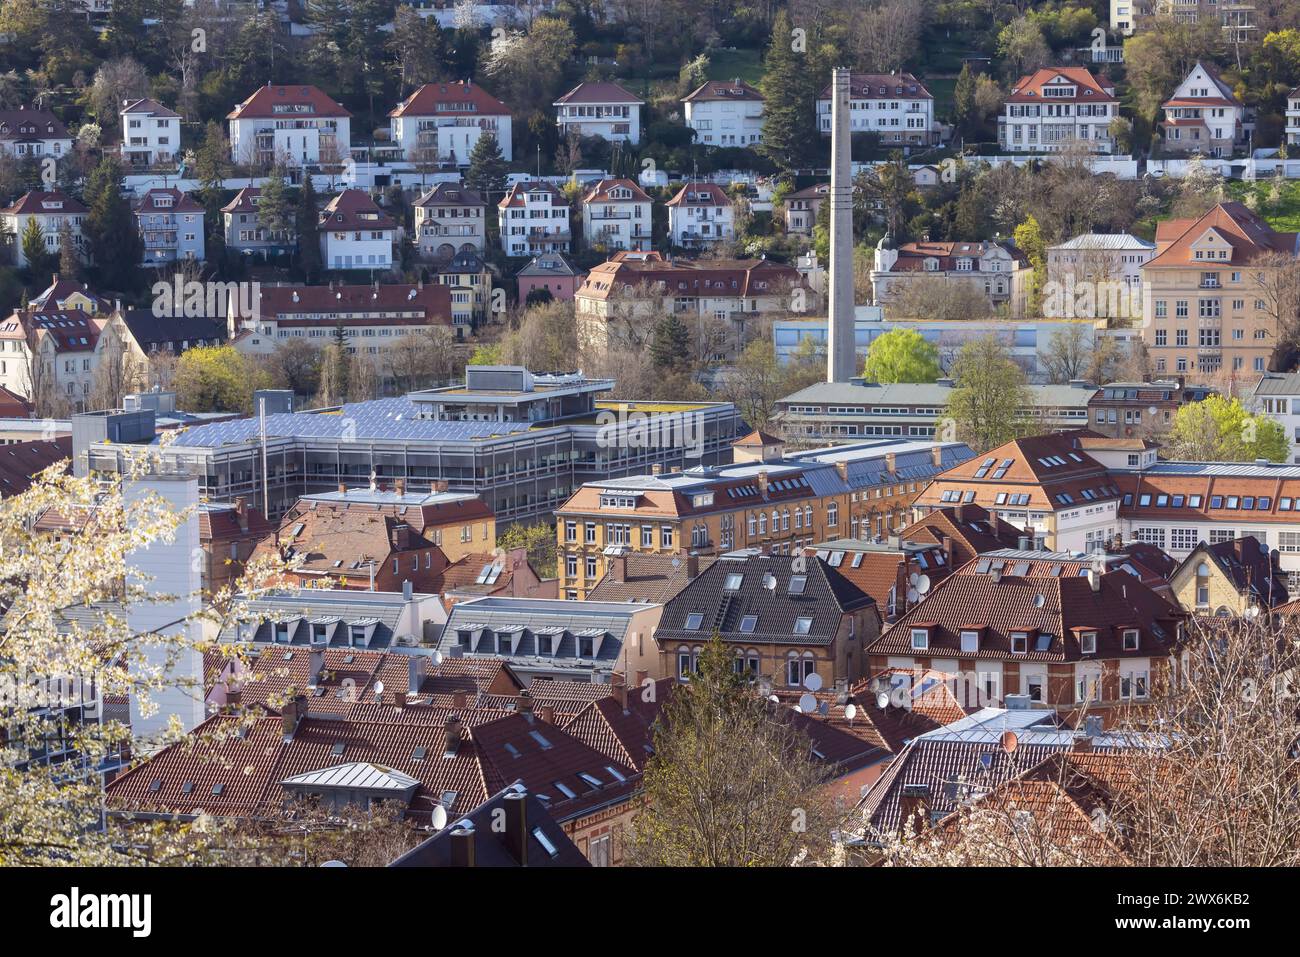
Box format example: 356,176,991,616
910,627,930,651
1010,631,1028,654
1122,629,1139,651
959,629,981,654
1079,630,1097,655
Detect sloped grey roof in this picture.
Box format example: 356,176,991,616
281,761,420,793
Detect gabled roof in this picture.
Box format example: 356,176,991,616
119,310,226,347
665,182,732,208
879,239,1027,272
683,79,765,103
389,82,509,118
0,437,71,497
1173,536,1288,609
319,189,397,230
868,564,1185,662
0,107,69,141
576,256,802,303
220,186,261,214
1,190,87,216
580,177,651,206
133,188,204,214
249,283,451,324
553,82,643,105
900,504,1026,567
657,553,876,647
28,277,113,316
1146,202,1298,268
1006,67,1116,103
586,553,718,603
1161,61,1241,109
228,83,350,120
413,182,487,208
817,72,932,100
498,181,569,209
120,97,180,118
516,253,579,278
390,782,590,866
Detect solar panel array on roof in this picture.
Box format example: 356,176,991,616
170,397,533,448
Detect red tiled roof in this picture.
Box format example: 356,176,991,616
817,72,932,100
664,182,732,208
1146,202,1298,268
2,190,87,216
249,282,452,325
576,256,803,303
389,81,509,118
319,189,397,230
1006,67,1116,103
900,504,1026,566
134,187,204,214
580,177,651,206
683,79,765,103
228,83,350,120
0,436,71,497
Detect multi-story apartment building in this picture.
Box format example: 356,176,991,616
0,278,109,412
319,189,397,271
1,190,87,269
815,73,937,146
227,83,351,168
133,188,206,264
665,182,734,249
682,79,764,147
575,254,809,359
998,67,1118,153
1110,0,1151,33
1140,202,1299,383
554,432,973,599
228,282,452,356
1166,535,1288,617
784,183,828,235
0,106,72,161
436,250,492,330
867,558,1187,718
1286,85,1300,147
580,178,652,252
656,552,880,689
1045,233,1154,319
1086,379,1214,439
220,186,296,257
83,366,744,524
413,182,487,260
119,98,180,167
871,236,1030,318
1253,371,1300,463
388,81,512,164
1159,61,1246,157
498,181,570,257
553,82,643,144
774,380,1098,445
911,430,1125,552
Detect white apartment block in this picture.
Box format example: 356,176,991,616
120,98,181,167
665,182,734,249
1046,233,1155,318
1160,61,1246,158
816,73,937,146
580,178,652,252
318,190,397,271
1,191,88,269
553,82,643,144
228,84,352,168
1252,373,1300,464
498,182,571,257
682,79,764,147
999,67,1119,153
389,81,513,164
1286,86,1300,147
413,183,487,260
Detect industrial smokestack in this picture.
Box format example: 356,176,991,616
827,67,855,384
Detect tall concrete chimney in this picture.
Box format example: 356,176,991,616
827,67,855,384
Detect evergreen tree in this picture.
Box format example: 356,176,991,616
466,132,508,198
296,176,322,282
20,218,50,277
650,313,691,372
258,164,293,239
83,156,142,290
759,10,817,170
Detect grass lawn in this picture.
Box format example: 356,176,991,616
1226,179,1300,232
706,48,764,85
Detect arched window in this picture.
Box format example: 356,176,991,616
794,508,803,529
827,502,838,527
781,509,790,531
804,505,813,527
759,512,767,534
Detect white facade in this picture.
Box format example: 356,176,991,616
553,83,643,144
815,74,936,146
581,180,652,252
228,86,352,168
498,183,571,257
120,99,180,166
998,69,1118,154
666,183,734,249
321,229,394,271
0,108,72,161
1253,374,1300,464
1160,62,1246,158
389,82,513,163
683,81,764,147
1286,87,1300,147
0,193,87,269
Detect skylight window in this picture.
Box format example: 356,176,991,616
529,730,553,750
723,573,743,591
685,612,704,630
739,615,758,633
553,780,577,798
793,617,813,635
533,827,559,857
605,765,627,782
788,575,807,595
578,772,603,789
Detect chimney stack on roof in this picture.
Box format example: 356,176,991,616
650,464,662,475
611,672,628,712
443,714,463,755
685,553,699,579
453,689,468,710
611,552,627,583
502,789,528,865
899,784,931,833
449,822,476,866
338,483,347,495
395,477,406,496
234,495,249,532
307,650,325,690
408,656,427,696
281,693,307,741
953,503,964,523
757,469,769,497
931,446,944,468
517,688,533,715
539,704,556,724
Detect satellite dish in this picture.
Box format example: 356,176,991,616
1245,605,1260,619
876,690,890,709
671,556,682,569
916,575,931,594
767,694,779,704
818,701,830,715
1033,593,1046,608
907,587,920,603
431,806,448,830
762,572,777,591
373,680,384,696
803,672,823,693
844,703,858,721
321,860,347,867
1147,406,1158,416
909,572,920,587
431,650,444,665
1001,730,1019,754
798,693,818,713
